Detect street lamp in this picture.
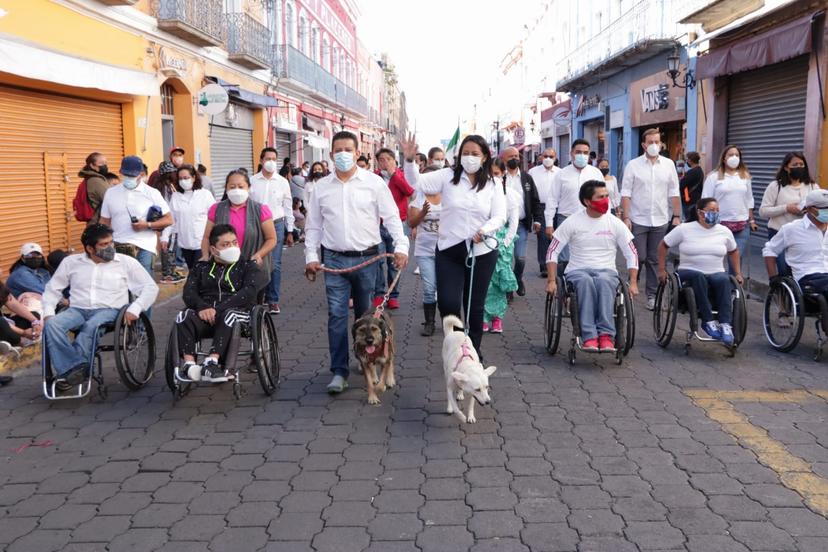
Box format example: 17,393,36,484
339,113,346,131
491,120,500,155
529,120,536,133
666,45,696,89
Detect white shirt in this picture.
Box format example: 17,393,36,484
763,216,828,282
701,172,753,223
100,182,171,254
404,162,507,257
505,171,526,220
620,154,680,227
504,187,522,246
546,210,638,274
545,164,605,224
163,189,215,250
250,171,295,231
304,180,317,206
42,253,159,318
528,164,560,205
304,167,410,264
604,176,621,209
663,222,737,274
411,190,441,258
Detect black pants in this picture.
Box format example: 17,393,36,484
436,241,498,355
181,249,201,269
175,308,248,362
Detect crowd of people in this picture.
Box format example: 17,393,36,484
0,125,826,395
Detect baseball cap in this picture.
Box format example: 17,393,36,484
159,161,177,175
170,146,185,156
20,243,43,256
120,155,144,177
805,189,828,208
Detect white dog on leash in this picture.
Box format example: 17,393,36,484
441,315,497,424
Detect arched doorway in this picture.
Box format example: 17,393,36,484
159,78,194,162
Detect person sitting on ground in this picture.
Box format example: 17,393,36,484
177,224,264,383
546,180,639,352
0,277,42,349
657,198,742,345
42,224,159,391
6,243,55,297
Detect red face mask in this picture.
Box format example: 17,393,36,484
590,197,610,214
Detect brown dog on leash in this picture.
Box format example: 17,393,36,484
352,310,396,404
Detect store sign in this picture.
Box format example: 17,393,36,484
159,47,188,77
641,84,670,113
514,126,525,145
629,72,685,128
197,83,229,115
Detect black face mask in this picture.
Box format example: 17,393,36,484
790,167,808,182
312,172,324,179
599,167,610,176
506,158,520,170
97,164,109,175
23,257,44,269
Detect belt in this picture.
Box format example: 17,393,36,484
324,245,379,257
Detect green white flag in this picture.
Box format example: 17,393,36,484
445,125,460,154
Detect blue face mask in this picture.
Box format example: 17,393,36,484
333,152,355,172
818,209,828,223
703,210,720,225
122,177,139,190
573,153,589,169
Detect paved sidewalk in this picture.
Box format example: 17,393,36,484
2,237,828,551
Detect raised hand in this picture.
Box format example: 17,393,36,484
401,132,418,162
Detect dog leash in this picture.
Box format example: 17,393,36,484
464,234,500,336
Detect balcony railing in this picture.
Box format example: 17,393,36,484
155,0,225,48
275,45,368,116
226,13,270,70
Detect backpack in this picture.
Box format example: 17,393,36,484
72,178,96,222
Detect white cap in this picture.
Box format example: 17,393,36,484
805,189,828,209
20,243,43,256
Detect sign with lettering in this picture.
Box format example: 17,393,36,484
159,47,188,75
629,72,685,127
641,84,669,113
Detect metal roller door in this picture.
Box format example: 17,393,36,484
209,124,254,186
0,85,124,270
275,130,294,169
727,55,809,239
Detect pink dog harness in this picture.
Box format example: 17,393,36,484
455,342,475,369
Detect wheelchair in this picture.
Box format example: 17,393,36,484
763,275,828,360
544,275,635,365
653,272,747,356
42,306,156,400
164,304,280,401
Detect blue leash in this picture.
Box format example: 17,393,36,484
464,234,500,336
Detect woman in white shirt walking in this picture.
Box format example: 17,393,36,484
701,145,756,274
403,134,507,356
163,164,215,269
657,198,743,345
759,152,819,276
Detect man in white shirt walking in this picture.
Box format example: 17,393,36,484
620,128,681,310
250,147,295,314
305,131,409,394
42,224,159,390
502,147,542,295
529,148,560,277
546,180,639,352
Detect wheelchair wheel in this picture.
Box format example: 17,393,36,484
620,279,635,355
684,288,698,333
730,276,748,347
164,326,191,399
114,309,155,390
567,281,580,339
253,305,280,395
653,275,678,348
763,276,804,352
613,280,635,360
544,288,563,355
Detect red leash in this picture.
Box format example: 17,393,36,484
305,253,403,316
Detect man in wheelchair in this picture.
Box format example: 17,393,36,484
763,189,828,310
545,180,639,352
42,224,158,391
176,224,264,383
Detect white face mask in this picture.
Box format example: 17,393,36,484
226,188,249,205
542,158,556,168
726,155,740,169
431,159,444,168
573,153,589,169
215,246,241,264
179,178,193,191
460,155,482,174
646,143,661,158
263,160,278,174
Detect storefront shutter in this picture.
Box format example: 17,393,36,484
275,131,294,169
727,55,809,239
0,85,123,269
209,124,254,187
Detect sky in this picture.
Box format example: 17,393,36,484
356,0,528,151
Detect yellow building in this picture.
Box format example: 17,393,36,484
0,0,277,268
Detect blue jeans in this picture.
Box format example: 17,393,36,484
43,307,119,376
416,255,437,304
567,268,619,340
514,224,528,261
135,248,155,277
324,251,379,378
678,269,733,325
266,219,286,304
729,225,749,275
375,224,406,299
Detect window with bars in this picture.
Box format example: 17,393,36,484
161,83,175,116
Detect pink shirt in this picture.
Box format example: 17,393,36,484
208,201,273,249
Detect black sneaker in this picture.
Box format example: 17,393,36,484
516,281,526,297
201,359,229,383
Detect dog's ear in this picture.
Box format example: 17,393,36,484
376,317,388,340
351,319,364,339
452,371,470,383
484,365,497,377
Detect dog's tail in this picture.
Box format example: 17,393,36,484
442,314,464,335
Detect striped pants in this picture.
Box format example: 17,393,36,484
175,308,249,362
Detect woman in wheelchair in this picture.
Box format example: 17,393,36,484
177,224,264,383
656,198,743,345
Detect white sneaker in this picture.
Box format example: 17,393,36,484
414,266,420,275
646,296,656,311
721,323,734,346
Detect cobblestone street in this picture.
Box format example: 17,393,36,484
3,237,828,551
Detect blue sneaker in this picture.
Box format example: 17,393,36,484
721,323,734,346
702,321,722,340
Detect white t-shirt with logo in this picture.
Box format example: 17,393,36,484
662,221,737,274
412,190,441,258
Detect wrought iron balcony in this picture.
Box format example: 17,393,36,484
155,0,225,48
226,13,270,70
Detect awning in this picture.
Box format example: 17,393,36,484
206,76,277,108
696,13,816,79
0,35,159,96
302,114,326,133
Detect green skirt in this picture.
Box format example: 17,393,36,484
484,225,518,322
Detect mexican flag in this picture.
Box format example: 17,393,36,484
445,125,460,157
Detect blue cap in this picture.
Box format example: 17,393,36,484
120,155,144,177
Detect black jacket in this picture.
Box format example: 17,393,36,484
511,171,543,230
183,259,264,313
680,166,705,207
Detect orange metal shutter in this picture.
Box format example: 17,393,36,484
0,85,124,271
